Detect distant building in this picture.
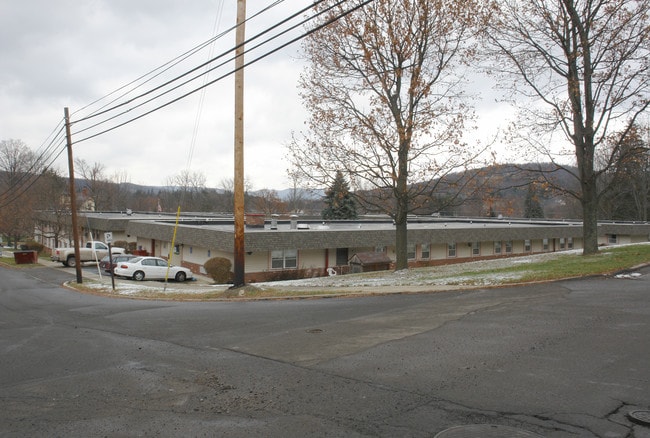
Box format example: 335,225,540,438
35,211,650,283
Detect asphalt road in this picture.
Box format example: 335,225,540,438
1,264,649,437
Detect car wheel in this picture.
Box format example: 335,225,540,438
67,256,76,267
133,271,145,281
175,271,187,282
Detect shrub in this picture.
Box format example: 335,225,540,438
204,257,233,284
21,240,45,253
112,240,128,250
265,267,318,282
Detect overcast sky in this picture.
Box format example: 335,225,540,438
1,1,516,191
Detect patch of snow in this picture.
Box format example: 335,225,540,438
614,272,642,279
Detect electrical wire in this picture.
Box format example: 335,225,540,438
186,0,226,172
1,1,306,207
0,121,68,208
1,0,375,209
71,0,356,144
73,0,288,124
71,1,327,138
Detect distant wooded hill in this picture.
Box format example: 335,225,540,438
64,162,579,218
1,163,581,217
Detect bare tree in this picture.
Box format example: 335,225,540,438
163,169,208,211
0,139,40,246
598,124,649,220
482,0,650,254
218,177,253,213
33,168,70,248
287,0,484,269
252,189,287,215
286,167,309,214
110,169,132,211
74,159,113,211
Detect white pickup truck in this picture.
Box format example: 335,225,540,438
50,241,126,267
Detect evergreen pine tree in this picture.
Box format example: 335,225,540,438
322,170,358,219
524,184,544,218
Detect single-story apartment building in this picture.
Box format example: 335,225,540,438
35,211,650,283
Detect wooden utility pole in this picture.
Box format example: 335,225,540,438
63,107,83,284
233,0,246,287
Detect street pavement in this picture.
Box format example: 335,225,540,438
1,262,649,437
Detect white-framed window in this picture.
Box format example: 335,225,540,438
524,240,531,252
505,240,513,254
472,241,481,256
567,237,573,249
543,238,549,251
407,243,416,260
421,243,430,260
608,234,618,244
448,242,456,258
494,241,502,254
375,246,386,253
559,238,566,250
271,249,297,269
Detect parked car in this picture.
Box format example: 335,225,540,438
113,256,194,282
99,254,137,273
51,241,126,267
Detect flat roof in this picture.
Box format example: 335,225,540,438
37,211,650,252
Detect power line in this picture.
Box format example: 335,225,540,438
1,1,376,208
70,0,369,145
71,1,328,140
1,1,296,206
73,0,290,124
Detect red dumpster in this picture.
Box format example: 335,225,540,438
13,250,38,264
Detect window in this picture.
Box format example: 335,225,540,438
207,249,211,258
505,240,513,254
559,238,566,250
524,240,531,252
336,248,349,266
421,244,430,260
494,241,502,254
375,246,386,253
567,237,573,249
447,242,456,258
608,234,618,244
407,243,416,260
271,249,297,269
472,242,481,256
543,238,549,251
174,244,180,255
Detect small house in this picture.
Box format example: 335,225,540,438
349,252,393,273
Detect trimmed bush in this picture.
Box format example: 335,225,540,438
20,240,45,253
204,257,233,284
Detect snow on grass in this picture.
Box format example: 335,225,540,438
256,250,580,290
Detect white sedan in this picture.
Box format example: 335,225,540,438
113,256,194,282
